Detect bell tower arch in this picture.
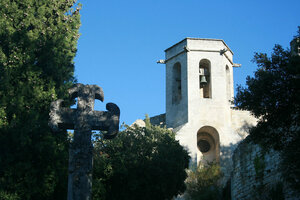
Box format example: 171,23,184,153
199,59,212,98
197,126,220,164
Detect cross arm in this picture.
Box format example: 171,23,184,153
89,103,120,139
49,99,76,131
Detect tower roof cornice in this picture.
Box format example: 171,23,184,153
165,38,234,55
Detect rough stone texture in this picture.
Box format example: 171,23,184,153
49,83,120,200
131,114,166,128
150,113,166,127
163,38,257,185
231,139,300,200
131,119,146,127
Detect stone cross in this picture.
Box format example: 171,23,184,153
49,83,120,200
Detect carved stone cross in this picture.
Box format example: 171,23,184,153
49,83,120,200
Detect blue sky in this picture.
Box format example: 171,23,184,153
74,0,300,125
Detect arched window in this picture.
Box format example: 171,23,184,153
197,126,220,164
172,62,182,104
226,65,231,102
199,59,211,98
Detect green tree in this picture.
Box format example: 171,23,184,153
92,117,190,200
184,162,223,200
0,1,81,199
235,27,300,191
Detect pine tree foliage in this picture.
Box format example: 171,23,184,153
92,118,190,200
0,1,81,199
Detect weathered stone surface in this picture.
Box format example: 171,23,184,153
150,113,166,127
49,83,120,200
231,140,300,200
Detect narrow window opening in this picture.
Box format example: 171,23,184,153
199,59,211,98
172,62,182,104
226,65,231,102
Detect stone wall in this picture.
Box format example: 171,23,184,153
150,113,166,127
231,139,300,200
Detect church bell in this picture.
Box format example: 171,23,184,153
200,75,207,86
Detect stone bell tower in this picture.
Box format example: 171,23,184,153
161,38,256,172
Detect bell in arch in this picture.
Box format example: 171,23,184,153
200,75,207,86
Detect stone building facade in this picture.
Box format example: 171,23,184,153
153,38,257,181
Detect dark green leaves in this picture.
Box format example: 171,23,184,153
93,122,190,200
0,0,80,199
235,28,300,192
235,37,300,149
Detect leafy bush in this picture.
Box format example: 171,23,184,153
0,191,20,200
92,117,190,200
185,162,223,200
